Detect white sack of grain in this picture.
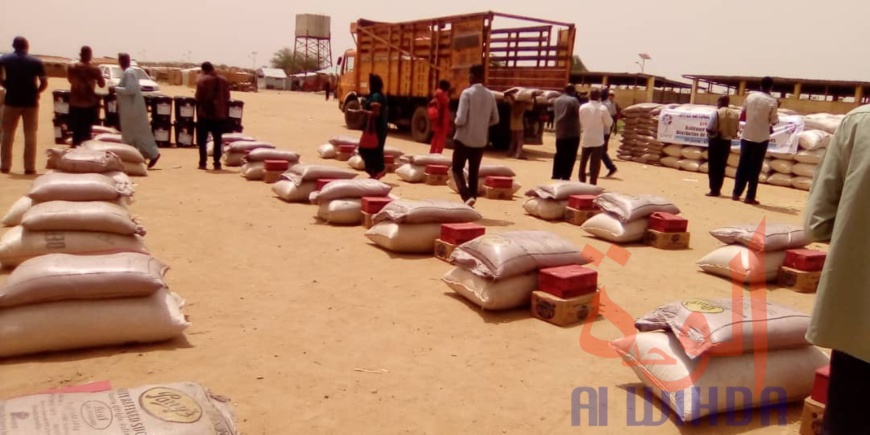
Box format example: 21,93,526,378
225,141,275,154
681,146,704,161
698,245,787,282
450,231,587,280
240,161,265,180
0,253,167,308
767,150,795,161
2,196,32,227
710,223,807,252
0,382,238,434
802,114,842,135
0,288,187,358
395,164,425,183
634,297,811,358
581,213,649,243
22,201,144,236
798,130,832,151
594,193,679,223
792,176,812,191
244,149,301,163
679,159,701,172
365,222,443,254
767,173,793,186
29,173,133,203
663,144,683,157
372,199,481,225
525,181,604,201
0,226,149,268
223,152,246,167
522,198,567,221
123,161,148,176
81,140,146,164
698,162,709,173
91,133,125,144
405,154,453,167
610,331,828,422
348,155,366,171
285,164,357,182
442,267,538,310
659,156,680,169
770,159,794,174
222,132,255,143
317,199,363,225
795,149,826,165
272,180,317,203
46,148,126,173
329,135,359,146
762,159,771,173
317,143,337,159
792,162,817,178
310,179,391,204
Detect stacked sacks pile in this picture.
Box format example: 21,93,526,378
581,193,680,244
443,231,589,310
309,179,392,225
0,172,188,358
523,181,604,221
240,149,301,181
223,140,275,167
395,154,453,183
80,140,151,176
698,223,808,283
347,146,405,172
617,103,664,163
272,164,357,203
205,133,255,158
611,297,829,423
365,200,481,254
765,129,832,191
447,164,522,197
659,144,709,173
318,136,358,160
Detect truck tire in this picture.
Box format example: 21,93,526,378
411,106,432,143
344,99,366,130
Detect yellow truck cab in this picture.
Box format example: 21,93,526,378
335,11,575,150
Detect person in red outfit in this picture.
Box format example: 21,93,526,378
428,80,451,154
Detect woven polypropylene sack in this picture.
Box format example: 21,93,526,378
2,196,32,227
317,143,337,159
0,226,150,268
449,231,587,280
317,199,363,225
310,179,391,204
581,212,649,243
46,148,126,173
442,267,538,310
81,140,146,164
21,201,144,236
364,222,442,254
709,224,807,252
29,173,133,203
522,198,567,221
697,245,786,283
272,180,317,203
395,164,426,183
286,164,357,182
594,192,679,223
525,181,604,201
372,199,481,225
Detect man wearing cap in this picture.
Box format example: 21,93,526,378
600,88,620,177
551,84,580,180
0,36,47,174
68,46,105,146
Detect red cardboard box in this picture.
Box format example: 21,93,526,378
538,265,598,299
264,160,291,172
424,164,449,175
316,178,339,191
338,144,357,154
485,176,513,189
648,212,689,233
784,249,827,272
811,365,830,405
384,154,395,164
440,223,486,245
361,197,392,214
568,195,597,211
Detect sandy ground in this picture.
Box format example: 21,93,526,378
0,83,821,434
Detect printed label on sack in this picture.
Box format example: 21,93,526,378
81,400,114,429
138,387,203,423
180,106,194,118
44,231,66,250
229,107,243,119
681,298,725,314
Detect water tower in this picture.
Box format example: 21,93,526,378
294,14,332,71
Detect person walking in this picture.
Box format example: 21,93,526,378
733,76,778,204
600,89,619,177
705,95,740,197
577,89,613,185
359,74,388,179
0,36,47,174
195,61,230,170
804,104,870,435
452,64,499,207
551,84,580,180
114,53,160,168
428,79,451,154
67,46,105,147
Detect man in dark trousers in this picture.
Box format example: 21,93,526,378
600,88,619,177
733,76,779,204
195,61,230,170
705,95,740,197
67,46,105,147
551,84,580,180
452,64,499,207
0,36,47,174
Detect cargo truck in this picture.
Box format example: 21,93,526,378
335,12,575,149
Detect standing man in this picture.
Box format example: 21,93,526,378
507,93,532,159
551,84,580,180
0,37,47,175
428,79,451,154
804,104,870,435
600,89,619,177
114,52,160,168
577,89,613,185
733,76,778,205
67,46,105,147
452,64,499,207
705,95,740,197
195,61,230,170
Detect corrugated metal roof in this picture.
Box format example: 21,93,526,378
259,68,288,78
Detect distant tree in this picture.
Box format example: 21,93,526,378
271,48,321,74
572,55,588,73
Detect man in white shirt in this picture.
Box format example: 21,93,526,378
600,89,619,177
452,64,499,207
577,89,613,185
733,76,779,205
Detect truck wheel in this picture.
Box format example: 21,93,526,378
411,107,432,143
344,99,366,130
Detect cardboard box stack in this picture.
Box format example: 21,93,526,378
531,265,601,327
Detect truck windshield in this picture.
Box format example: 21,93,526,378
343,56,355,74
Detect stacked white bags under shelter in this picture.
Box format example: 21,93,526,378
395,154,453,183
443,231,588,310
80,140,151,176
617,103,664,163
318,136,358,160
309,179,392,225
523,182,604,220
581,193,680,243
612,297,829,423
365,200,481,254
447,164,522,196
240,148,301,180
698,224,808,283
348,146,405,171
272,164,358,203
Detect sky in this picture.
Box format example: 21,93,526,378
2,0,869,83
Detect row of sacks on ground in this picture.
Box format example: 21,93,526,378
698,223,811,283
433,228,828,423
658,128,834,191
50,130,159,176
0,161,187,359
196,132,304,178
